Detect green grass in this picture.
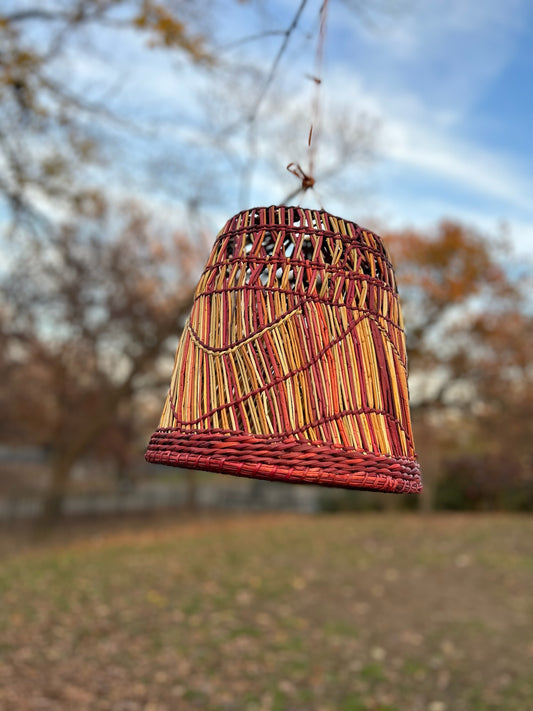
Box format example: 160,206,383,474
0,512,532,710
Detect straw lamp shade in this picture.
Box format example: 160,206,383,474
146,206,422,493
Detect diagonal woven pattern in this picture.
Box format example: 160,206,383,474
146,205,422,493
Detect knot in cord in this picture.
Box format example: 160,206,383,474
287,162,315,192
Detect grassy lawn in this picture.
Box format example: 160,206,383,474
0,512,532,711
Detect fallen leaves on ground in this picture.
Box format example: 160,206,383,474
0,513,532,711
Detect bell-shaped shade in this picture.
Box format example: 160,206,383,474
146,206,421,493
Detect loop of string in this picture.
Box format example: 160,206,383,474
287,162,315,190
284,0,329,205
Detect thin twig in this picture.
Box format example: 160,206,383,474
3,9,73,23
237,0,310,205
246,0,309,125
220,30,286,51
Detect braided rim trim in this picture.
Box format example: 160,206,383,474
145,429,422,494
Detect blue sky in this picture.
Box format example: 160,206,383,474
281,0,533,258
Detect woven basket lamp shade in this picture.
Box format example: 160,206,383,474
146,206,422,493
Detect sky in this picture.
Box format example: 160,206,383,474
321,0,533,259
138,0,533,261
4,0,533,263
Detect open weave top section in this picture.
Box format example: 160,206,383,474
193,206,405,360
204,205,399,299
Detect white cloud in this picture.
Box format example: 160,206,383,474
381,116,533,212
330,0,528,114
322,65,533,212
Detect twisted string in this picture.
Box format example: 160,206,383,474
284,0,329,204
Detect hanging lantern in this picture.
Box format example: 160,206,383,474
146,205,422,493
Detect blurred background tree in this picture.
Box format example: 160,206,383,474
1,201,198,522
0,0,211,238
1,0,531,524
386,222,532,511
0,1,216,523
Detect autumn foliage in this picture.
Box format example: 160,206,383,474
1,202,201,522
385,221,532,508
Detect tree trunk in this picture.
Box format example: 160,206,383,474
38,453,75,529
37,389,129,528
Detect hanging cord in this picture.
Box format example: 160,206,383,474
283,0,329,205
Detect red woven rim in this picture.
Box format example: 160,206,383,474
145,428,422,493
